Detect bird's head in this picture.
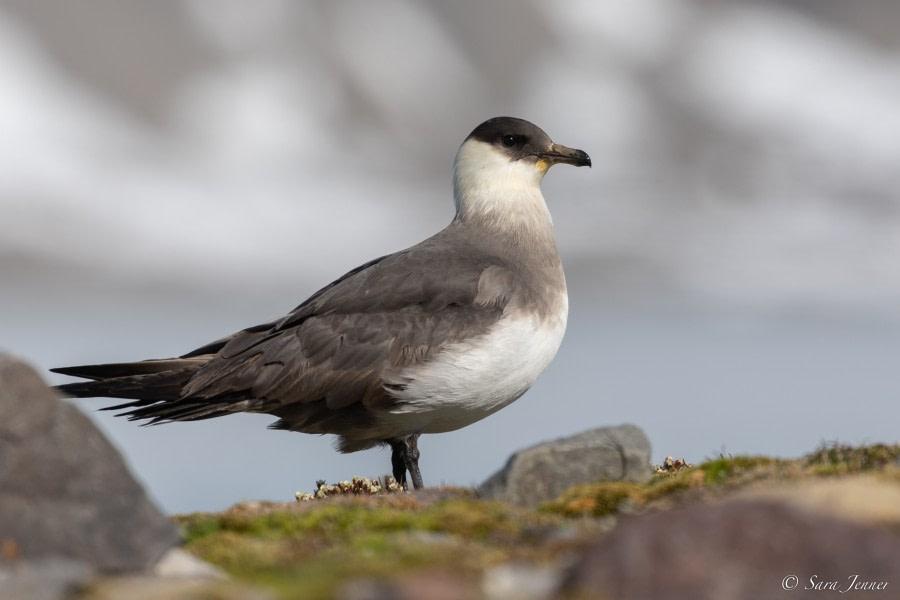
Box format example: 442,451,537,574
452,117,590,231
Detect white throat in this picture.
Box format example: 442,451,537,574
452,140,555,242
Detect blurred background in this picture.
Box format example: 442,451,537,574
2,0,899,514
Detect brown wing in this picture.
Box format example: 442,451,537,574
169,231,521,432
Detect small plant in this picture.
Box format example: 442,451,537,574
699,455,777,485
653,456,692,475
541,481,645,517
295,476,404,501
805,442,900,473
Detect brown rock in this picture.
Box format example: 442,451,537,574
738,475,900,528
562,498,900,600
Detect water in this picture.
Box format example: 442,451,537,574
4,283,897,514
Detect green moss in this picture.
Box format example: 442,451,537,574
175,496,564,599
541,481,645,517
172,443,900,599
178,513,223,543
644,469,702,500
805,442,900,473
698,455,778,485
540,466,707,517
542,444,899,521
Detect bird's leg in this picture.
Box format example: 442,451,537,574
404,433,423,490
389,438,409,488
388,434,424,490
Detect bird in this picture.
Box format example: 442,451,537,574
52,116,591,490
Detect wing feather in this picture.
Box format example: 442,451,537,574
180,232,523,425
63,226,535,438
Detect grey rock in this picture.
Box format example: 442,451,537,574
0,354,180,574
562,498,900,600
85,576,273,600
0,558,91,600
481,561,562,600
152,548,226,580
478,424,651,507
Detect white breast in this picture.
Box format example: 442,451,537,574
384,293,568,434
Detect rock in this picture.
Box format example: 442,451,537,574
337,571,480,600
478,424,651,507
0,354,180,574
0,558,92,600
738,474,900,528
562,498,900,600
481,561,561,600
82,577,273,600
152,548,226,580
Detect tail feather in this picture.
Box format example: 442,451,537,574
54,363,204,402
51,358,208,382
123,399,240,424
51,356,246,424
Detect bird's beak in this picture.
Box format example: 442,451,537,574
538,143,592,168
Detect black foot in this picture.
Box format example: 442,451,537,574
388,433,424,490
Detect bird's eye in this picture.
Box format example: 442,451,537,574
501,134,523,148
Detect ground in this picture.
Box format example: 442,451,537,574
78,443,900,600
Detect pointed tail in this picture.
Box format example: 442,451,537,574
51,356,241,424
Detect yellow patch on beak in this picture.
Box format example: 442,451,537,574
536,159,551,174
